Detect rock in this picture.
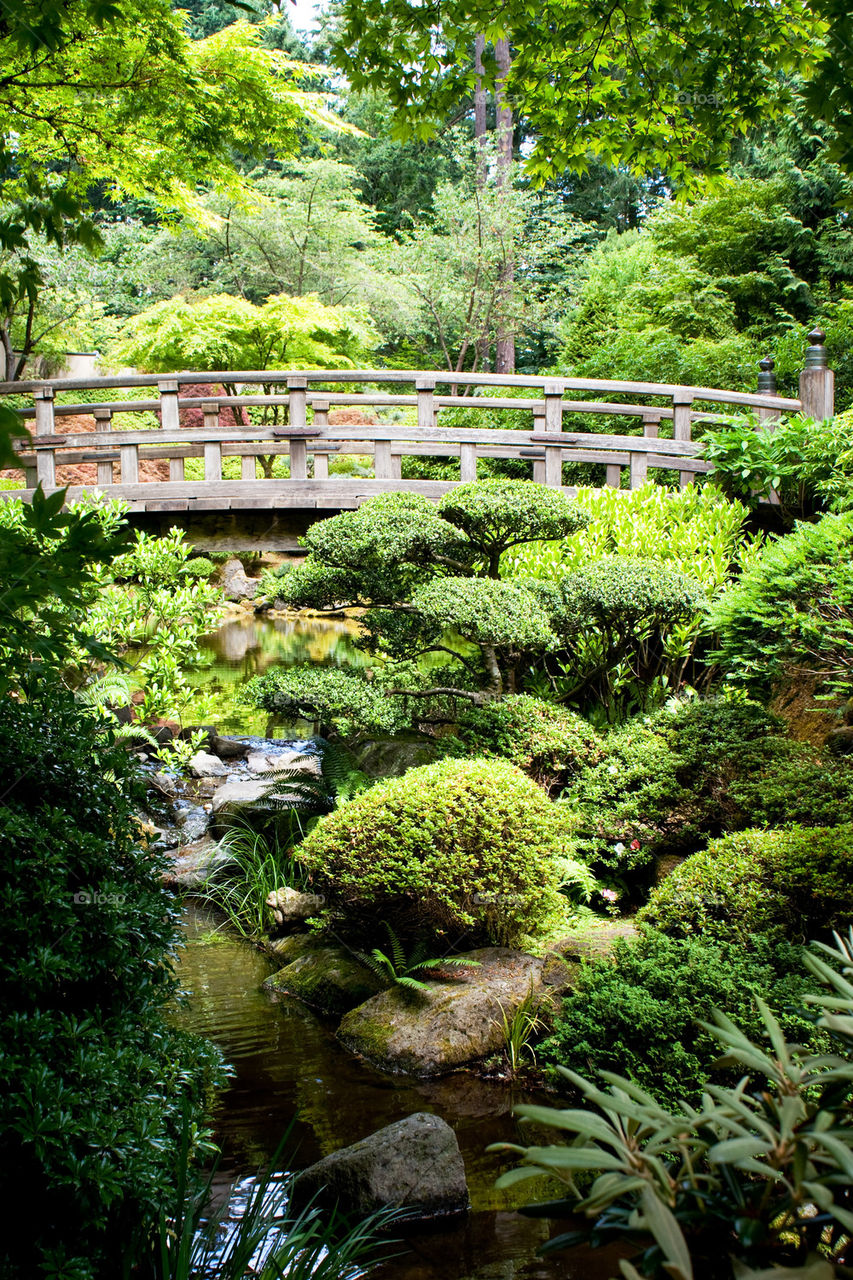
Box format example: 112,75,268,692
188,750,229,779
263,940,383,1016
246,748,322,776
210,775,272,814
294,1113,469,1222
150,771,179,797
221,558,258,602
551,920,638,960
265,886,325,930
176,804,210,843
352,734,442,779
210,734,249,760
162,836,231,890
827,725,853,754
338,948,549,1076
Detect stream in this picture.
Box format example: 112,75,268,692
171,614,625,1279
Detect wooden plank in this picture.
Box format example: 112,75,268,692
120,444,139,485
313,453,329,479
460,443,477,482
145,499,189,512
606,464,622,488
545,446,562,486
630,451,648,488
204,441,222,482
374,439,392,478
289,438,308,481
241,455,255,481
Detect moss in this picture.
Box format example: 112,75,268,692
264,946,382,1016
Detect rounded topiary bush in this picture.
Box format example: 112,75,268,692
639,824,853,944
296,757,591,946
449,695,602,794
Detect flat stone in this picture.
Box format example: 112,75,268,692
294,1113,469,1222
263,940,383,1016
162,836,230,890
210,776,273,813
176,804,209,843
247,749,322,776
188,750,228,778
210,734,249,760
551,920,638,960
265,886,325,930
337,948,548,1077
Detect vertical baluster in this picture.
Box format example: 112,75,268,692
312,399,329,479
460,443,477,481
288,376,308,480
543,380,563,432
606,463,622,489
545,445,562,486
33,386,56,488
531,408,546,482
672,391,694,488
416,376,435,431
629,450,648,489
158,379,182,481
374,439,392,478
94,407,113,485
643,413,661,438
120,443,139,485
203,400,221,481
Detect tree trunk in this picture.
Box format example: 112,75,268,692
494,37,516,375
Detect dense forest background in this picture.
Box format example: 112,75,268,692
4,0,853,407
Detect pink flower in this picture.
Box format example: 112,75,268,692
630,839,641,851
601,889,619,903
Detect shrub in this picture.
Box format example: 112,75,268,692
446,694,602,793
295,757,593,946
640,824,853,944
564,696,853,875
180,554,216,578
539,930,821,1105
710,508,853,701
0,693,221,1279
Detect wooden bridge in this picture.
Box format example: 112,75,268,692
0,336,833,525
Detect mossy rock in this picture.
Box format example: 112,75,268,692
262,940,383,1016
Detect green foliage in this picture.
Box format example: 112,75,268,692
533,558,706,719
439,479,589,575
497,983,551,1076
564,696,853,875
244,665,411,738
538,930,819,1106
446,694,602,793
330,2,819,186
0,488,131,693
355,922,479,994
413,576,556,650
180,556,216,579
503,482,753,595
0,693,221,1279
640,825,853,945
111,290,378,375
295,757,593,947
494,930,853,1280
702,412,853,521
710,509,853,700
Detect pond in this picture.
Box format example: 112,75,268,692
174,902,625,1280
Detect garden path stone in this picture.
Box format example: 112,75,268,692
337,948,559,1076
294,1113,469,1222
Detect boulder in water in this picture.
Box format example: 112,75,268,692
293,1112,469,1222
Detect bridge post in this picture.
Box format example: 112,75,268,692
33,386,56,488
312,400,329,478
415,377,436,431
543,380,563,432
756,356,781,426
799,328,834,421
158,380,183,481
202,401,222,481
672,391,694,488
94,407,114,485
288,376,308,480
532,407,547,482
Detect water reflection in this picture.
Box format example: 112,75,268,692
191,614,366,736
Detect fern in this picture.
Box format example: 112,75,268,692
355,923,479,994
256,742,374,815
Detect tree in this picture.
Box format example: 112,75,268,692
378,162,586,373
329,0,823,186
248,482,589,734
0,3,348,380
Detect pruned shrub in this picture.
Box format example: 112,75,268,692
446,694,602,793
565,696,853,875
295,757,594,946
640,824,853,944
539,930,821,1105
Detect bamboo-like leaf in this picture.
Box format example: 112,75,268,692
707,1137,773,1164
639,1186,693,1280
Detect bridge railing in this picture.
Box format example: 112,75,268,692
0,344,831,508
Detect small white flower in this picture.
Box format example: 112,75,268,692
614,842,625,854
